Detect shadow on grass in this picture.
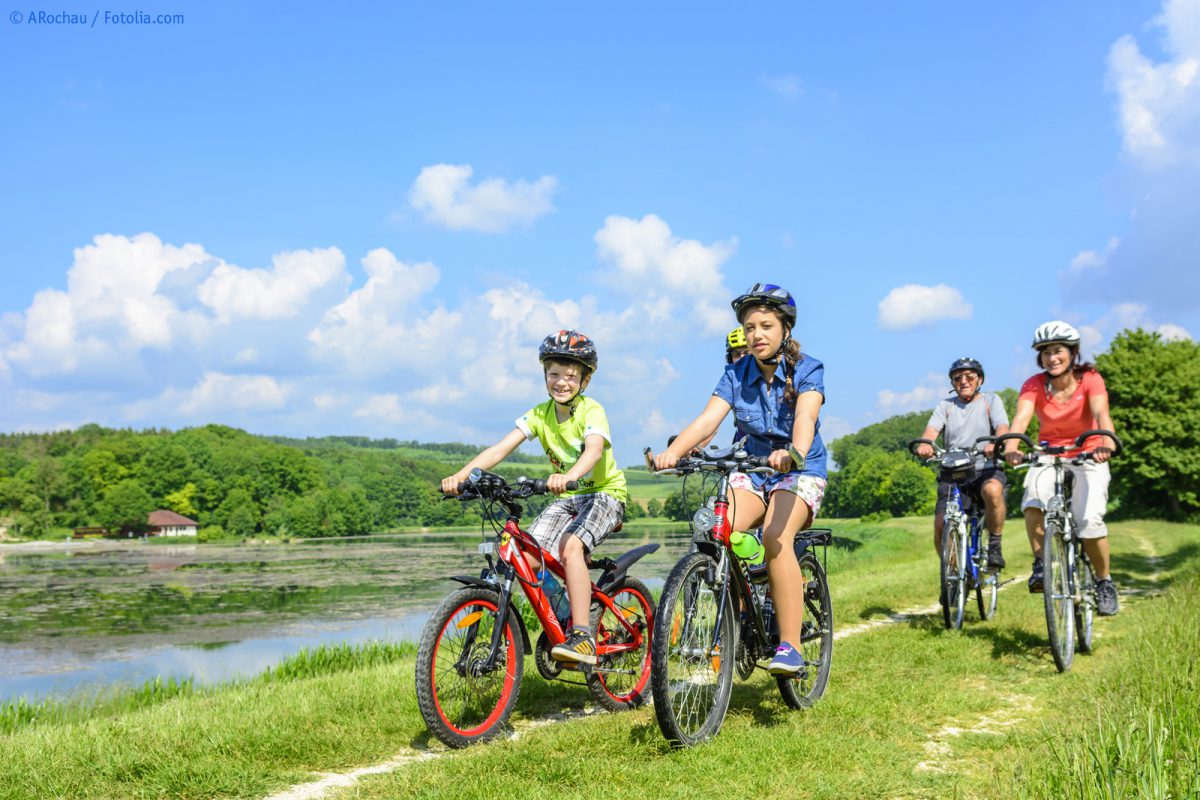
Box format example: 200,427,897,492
1110,543,1199,593
959,624,1049,664
858,604,898,620
832,536,864,552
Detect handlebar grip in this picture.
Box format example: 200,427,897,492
995,432,1035,449
531,479,580,494
566,480,579,491
1074,429,1122,455
643,446,655,470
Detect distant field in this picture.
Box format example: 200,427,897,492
622,467,680,504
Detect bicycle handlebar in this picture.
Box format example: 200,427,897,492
995,430,1121,464
447,470,578,501
643,445,774,476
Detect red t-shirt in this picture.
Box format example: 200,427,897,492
1019,370,1108,454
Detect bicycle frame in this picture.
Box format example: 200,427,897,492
471,514,649,674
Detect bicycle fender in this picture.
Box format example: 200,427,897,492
446,576,532,654
595,543,660,593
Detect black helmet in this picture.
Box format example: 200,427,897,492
730,283,797,327
948,357,984,382
538,330,598,373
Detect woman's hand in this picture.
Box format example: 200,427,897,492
1092,447,1112,464
768,449,794,472
652,451,679,471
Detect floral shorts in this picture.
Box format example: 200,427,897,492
728,472,827,520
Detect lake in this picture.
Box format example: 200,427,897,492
0,525,691,703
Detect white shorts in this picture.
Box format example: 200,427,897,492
1021,459,1110,539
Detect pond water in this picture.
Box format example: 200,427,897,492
0,525,691,703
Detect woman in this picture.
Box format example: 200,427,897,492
653,283,828,674
1004,320,1120,615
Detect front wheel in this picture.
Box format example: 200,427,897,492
650,551,736,748
1043,521,1075,672
415,587,524,748
1075,552,1096,654
941,515,966,630
586,577,655,711
777,552,833,709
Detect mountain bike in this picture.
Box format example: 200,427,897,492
908,436,1001,629
645,442,833,748
998,430,1122,672
414,469,658,747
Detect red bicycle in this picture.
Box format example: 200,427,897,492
414,469,658,748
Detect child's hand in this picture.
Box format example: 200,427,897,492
440,472,468,496
767,449,794,472
546,473,573,495
652,451,679,471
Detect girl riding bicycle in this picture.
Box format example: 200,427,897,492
653,283,828,675
1004,321,1120,615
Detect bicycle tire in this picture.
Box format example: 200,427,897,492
1075,551,1096,654
650,551,736,748
1043,520,1075,672
975,570,998,620
941,514,966,630
777,552,833,709
586,577,655,711
414,587,524,748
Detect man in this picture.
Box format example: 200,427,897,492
916,357,1010,570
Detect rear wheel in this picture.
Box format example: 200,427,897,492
650,551,735,748
941,514,966,630
777,552,833,709
1075,552,1096,654
415,587,524,748
586,577,654,711
1043,520,1075,672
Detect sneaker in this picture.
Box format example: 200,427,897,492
1096,579,1120,616
551,628,597,665
1028,559,1044,593
987,535,1006,570
767,641,807,677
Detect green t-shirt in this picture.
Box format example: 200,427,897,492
515,396,628,505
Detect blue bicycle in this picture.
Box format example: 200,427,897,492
909,436,999,629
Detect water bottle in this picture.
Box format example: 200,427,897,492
536,569,571,625
729,531,764,565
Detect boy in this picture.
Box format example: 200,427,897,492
441,330,628,664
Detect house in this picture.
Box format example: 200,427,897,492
146,510,199,537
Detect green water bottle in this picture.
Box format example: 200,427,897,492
729,531,764,566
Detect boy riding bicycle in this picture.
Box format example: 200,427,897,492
915,357,1010,571
440,330,628,664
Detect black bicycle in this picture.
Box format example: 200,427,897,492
908,436,1001,629
998,430,1122,672
645,442,833,747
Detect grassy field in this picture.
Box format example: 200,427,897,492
1,518,1196,799
622,467,681,504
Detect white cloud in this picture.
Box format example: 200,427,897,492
760,73,803,100
1108,0,1200,167
176,372,290,415
197,247,346,322
877,284,973,330
1157,322,1193,340
408,163,558,233
877,372,947,415
594,214,736,334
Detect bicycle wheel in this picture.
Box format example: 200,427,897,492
650,551,736,748
941,515,966,630
974,526,997,620
415,587,524,748
1043,520,1075,672
586,577,655,711
777,552,833,709
1075,551,1096,654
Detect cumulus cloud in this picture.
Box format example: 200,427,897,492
1157,322,1193,340
877,373,947,415
877,284,973,330
595,214,736,334
408,164,558,233
176,372,290,415
1078,303,1194,354
197,247,346,322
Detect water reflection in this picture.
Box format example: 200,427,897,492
0,524,690,702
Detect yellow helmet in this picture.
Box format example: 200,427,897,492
726,327,746,349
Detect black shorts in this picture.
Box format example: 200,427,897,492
935,467,1006,521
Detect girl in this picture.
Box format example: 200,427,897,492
653,283,828,674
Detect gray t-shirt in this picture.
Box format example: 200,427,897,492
926,393,1009,467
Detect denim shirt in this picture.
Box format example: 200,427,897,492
712,353,828,481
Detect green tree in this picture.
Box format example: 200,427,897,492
95,480,156,535
645,498,663,518
218,488,259,536
1096,329,1200,519
164,482,199,518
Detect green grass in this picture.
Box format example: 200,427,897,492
622,467,680,504
1,519,1196,799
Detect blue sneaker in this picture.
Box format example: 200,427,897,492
768,642,807,677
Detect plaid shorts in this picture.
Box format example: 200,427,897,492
728,472,827,520
527,492,625,554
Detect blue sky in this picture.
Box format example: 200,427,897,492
2,1,1197,466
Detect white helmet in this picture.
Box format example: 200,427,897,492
1031,320,1081,349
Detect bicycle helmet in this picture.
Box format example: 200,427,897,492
948,357,984,382
538,329,598,373
730,283,798,327
1031,320,1081,350
726,327,747,349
